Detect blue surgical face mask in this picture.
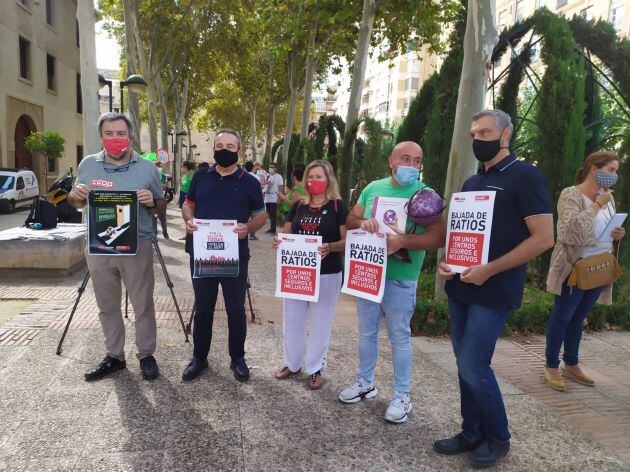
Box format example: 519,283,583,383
395,166,419,186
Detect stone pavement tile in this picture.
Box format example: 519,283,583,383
0,345,26,370
0,417,104,461
161,424,243,472
0,386,50,422
84,414,170,455
100,375,177,421
74,451,165,472
35,386,112,420
0,455,79,472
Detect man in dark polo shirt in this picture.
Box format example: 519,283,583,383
434,110,554,468
181,129,266,382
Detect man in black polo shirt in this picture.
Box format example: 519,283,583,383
181,129,267,382
434,110,554,468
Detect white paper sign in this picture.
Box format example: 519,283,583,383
341,230,388,303
370,196,409,235
445,191,496,273
192,219,239,278
275,234,322,302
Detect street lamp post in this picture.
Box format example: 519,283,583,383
98,74,113,112
119,74,147,114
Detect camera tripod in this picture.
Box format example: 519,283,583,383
56,237,189,355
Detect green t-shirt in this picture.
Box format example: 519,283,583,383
357,177,428,281
282,184,303,212
180,172,192,193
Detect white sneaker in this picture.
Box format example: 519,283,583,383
384,391,412,423
339,377,378,404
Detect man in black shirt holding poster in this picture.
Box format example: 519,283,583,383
181,129,267,382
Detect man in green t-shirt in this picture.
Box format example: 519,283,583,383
178,161,195,209
339,141,446,423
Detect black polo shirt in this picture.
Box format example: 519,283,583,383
185,165,265,258
445,154,553,310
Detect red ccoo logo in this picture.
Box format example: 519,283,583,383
475,195,490,201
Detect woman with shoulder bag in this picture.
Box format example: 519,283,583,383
545,151,625,391
271,160,349,390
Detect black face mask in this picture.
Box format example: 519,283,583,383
214,148,239,167
472,127,509,163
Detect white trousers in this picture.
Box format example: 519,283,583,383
282,272,342,374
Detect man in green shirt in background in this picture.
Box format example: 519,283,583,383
339,141,446,423
179,161,195,209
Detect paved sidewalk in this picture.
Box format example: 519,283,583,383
0,205,628,470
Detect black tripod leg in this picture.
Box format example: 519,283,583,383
152,238,189,342
246,277,255,323
56,271,91,355
124,290,129,318
186,302,195,335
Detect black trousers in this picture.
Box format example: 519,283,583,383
266,202,278,231
191,256,248,361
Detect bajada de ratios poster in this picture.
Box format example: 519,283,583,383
275,234,322,302
341,230,387,303
445,191,496,273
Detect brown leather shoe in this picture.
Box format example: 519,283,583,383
274,365,300,379
544,367,566,391
307,370,324,390
562,366,595,386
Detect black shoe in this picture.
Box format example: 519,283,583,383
230,358,250,382
434,433,483,456
85,356,126,382
264,229,275,234
182,358,208,382
469,440,510,468
163,233,170,239
140,355,159,381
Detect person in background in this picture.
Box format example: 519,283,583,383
153,161,169,239
272,160,348,389
264,161,284,234
245,160,264,241
278,163,305,215
179,161,195,209
544,151,625,391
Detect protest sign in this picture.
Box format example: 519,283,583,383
370,196,409,235
445,191,496,273
341,230,387,303
275,234,322,302
192,219,239,278
88,190,138,255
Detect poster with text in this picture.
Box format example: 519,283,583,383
341,230,387,303
445,191,496,273
371,196,409,235
192,219,239,278
88,190,138,255
275,234,322,302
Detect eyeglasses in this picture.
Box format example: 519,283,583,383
103,161,131,173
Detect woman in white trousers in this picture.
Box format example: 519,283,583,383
272,160,348,389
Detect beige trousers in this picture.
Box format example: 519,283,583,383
85,241,157,360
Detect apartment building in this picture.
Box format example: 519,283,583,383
331,46,437,127
0,0,84,191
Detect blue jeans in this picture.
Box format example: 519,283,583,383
448,299,511,444
545,282,604,369
357,279,417,393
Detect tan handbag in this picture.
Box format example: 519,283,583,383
567,246,623,291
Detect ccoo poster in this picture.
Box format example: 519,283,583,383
88,190,138,255
341,230,387,303
192,219,240,278
275,234,322,302
445,191,496,273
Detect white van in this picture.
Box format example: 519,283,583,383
0,168,39,213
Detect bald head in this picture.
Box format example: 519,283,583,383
389,140,423,175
